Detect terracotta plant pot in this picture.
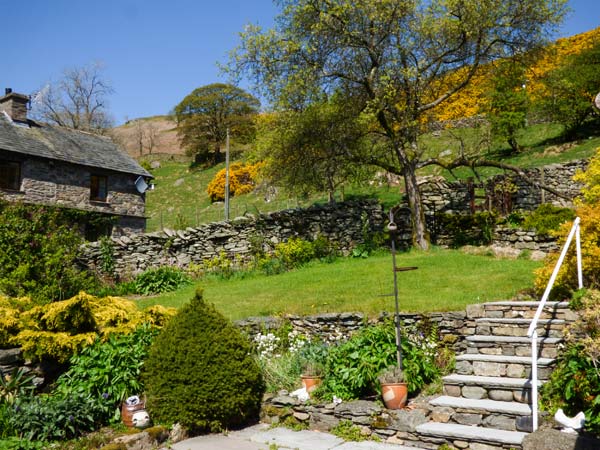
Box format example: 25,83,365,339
301,375,322,396
122,400,146,427
381,382,408,409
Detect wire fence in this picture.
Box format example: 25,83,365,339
146,198,312,232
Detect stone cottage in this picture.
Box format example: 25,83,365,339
0,89,152,236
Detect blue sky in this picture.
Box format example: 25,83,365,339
2,0,598,125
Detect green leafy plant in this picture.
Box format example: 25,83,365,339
54,324,158,421
98,236,115,277
522,203,576,236
0,368,36,406
320,322,442,400
0,201,98,304
330,420,369,442
541,289,600,433
143,288,265,433
541,344,600,433
133,266,191,295
9,392,106,441
0,437,46,449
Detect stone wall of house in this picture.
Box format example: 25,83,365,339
79,200,386,277
0,151,147,235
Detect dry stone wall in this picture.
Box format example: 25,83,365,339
80,200,385,277
236,311,468,353
418,159,587,215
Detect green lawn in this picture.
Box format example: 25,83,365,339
135,248,541,321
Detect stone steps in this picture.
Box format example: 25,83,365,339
416,299,577,449
473,318,565,338
442,374,542,404
455,354,555,379
416,422,527,449
429,396,532,432
465,335,561,358
467,301,572,321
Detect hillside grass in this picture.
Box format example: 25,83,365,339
135,248,541,321
143,120,599,231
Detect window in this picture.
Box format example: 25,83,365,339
90,175,108,202
0,160,21,190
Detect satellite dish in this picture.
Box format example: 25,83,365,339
135,176,149,194
594,92,600,112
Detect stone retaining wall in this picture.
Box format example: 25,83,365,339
262,396,434,449
79,200,386,277
236,311,468,353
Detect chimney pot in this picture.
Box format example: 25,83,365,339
0,90,29,122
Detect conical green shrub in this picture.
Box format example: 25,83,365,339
143,288,264,433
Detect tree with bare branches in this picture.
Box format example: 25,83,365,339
32,62,114,132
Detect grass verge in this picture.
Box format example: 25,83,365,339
135,248,541,320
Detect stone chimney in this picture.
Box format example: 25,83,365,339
0,88,29,122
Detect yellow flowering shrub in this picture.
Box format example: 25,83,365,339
534,204,600,299
574,150,600,206
4,292,176,363
535,147,600,297
206,161,264,202
0,296,32,347
431,26,600,123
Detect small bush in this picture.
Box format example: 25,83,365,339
435,212,496,247
522,203,576,235
143,288,265,433
133,266,192,295
273,236,337,270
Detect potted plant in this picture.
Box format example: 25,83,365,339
301,362,324,396
378,366,408,409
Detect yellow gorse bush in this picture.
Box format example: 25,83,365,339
206,161,264,202
431,26,600,123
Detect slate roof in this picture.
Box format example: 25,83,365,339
0,113,152,178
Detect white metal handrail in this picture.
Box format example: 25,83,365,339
528,216,582,432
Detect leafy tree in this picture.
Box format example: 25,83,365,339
255,96,372,202
486,59,529,154
31,62,114,132
174,83,260,166
537,41,600,139
228,0,566,249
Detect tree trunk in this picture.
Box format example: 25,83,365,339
403,164,430,250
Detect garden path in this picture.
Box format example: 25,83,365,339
167,423,427,450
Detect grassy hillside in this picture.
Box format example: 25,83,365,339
109,115,183,158
143,120,600,231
